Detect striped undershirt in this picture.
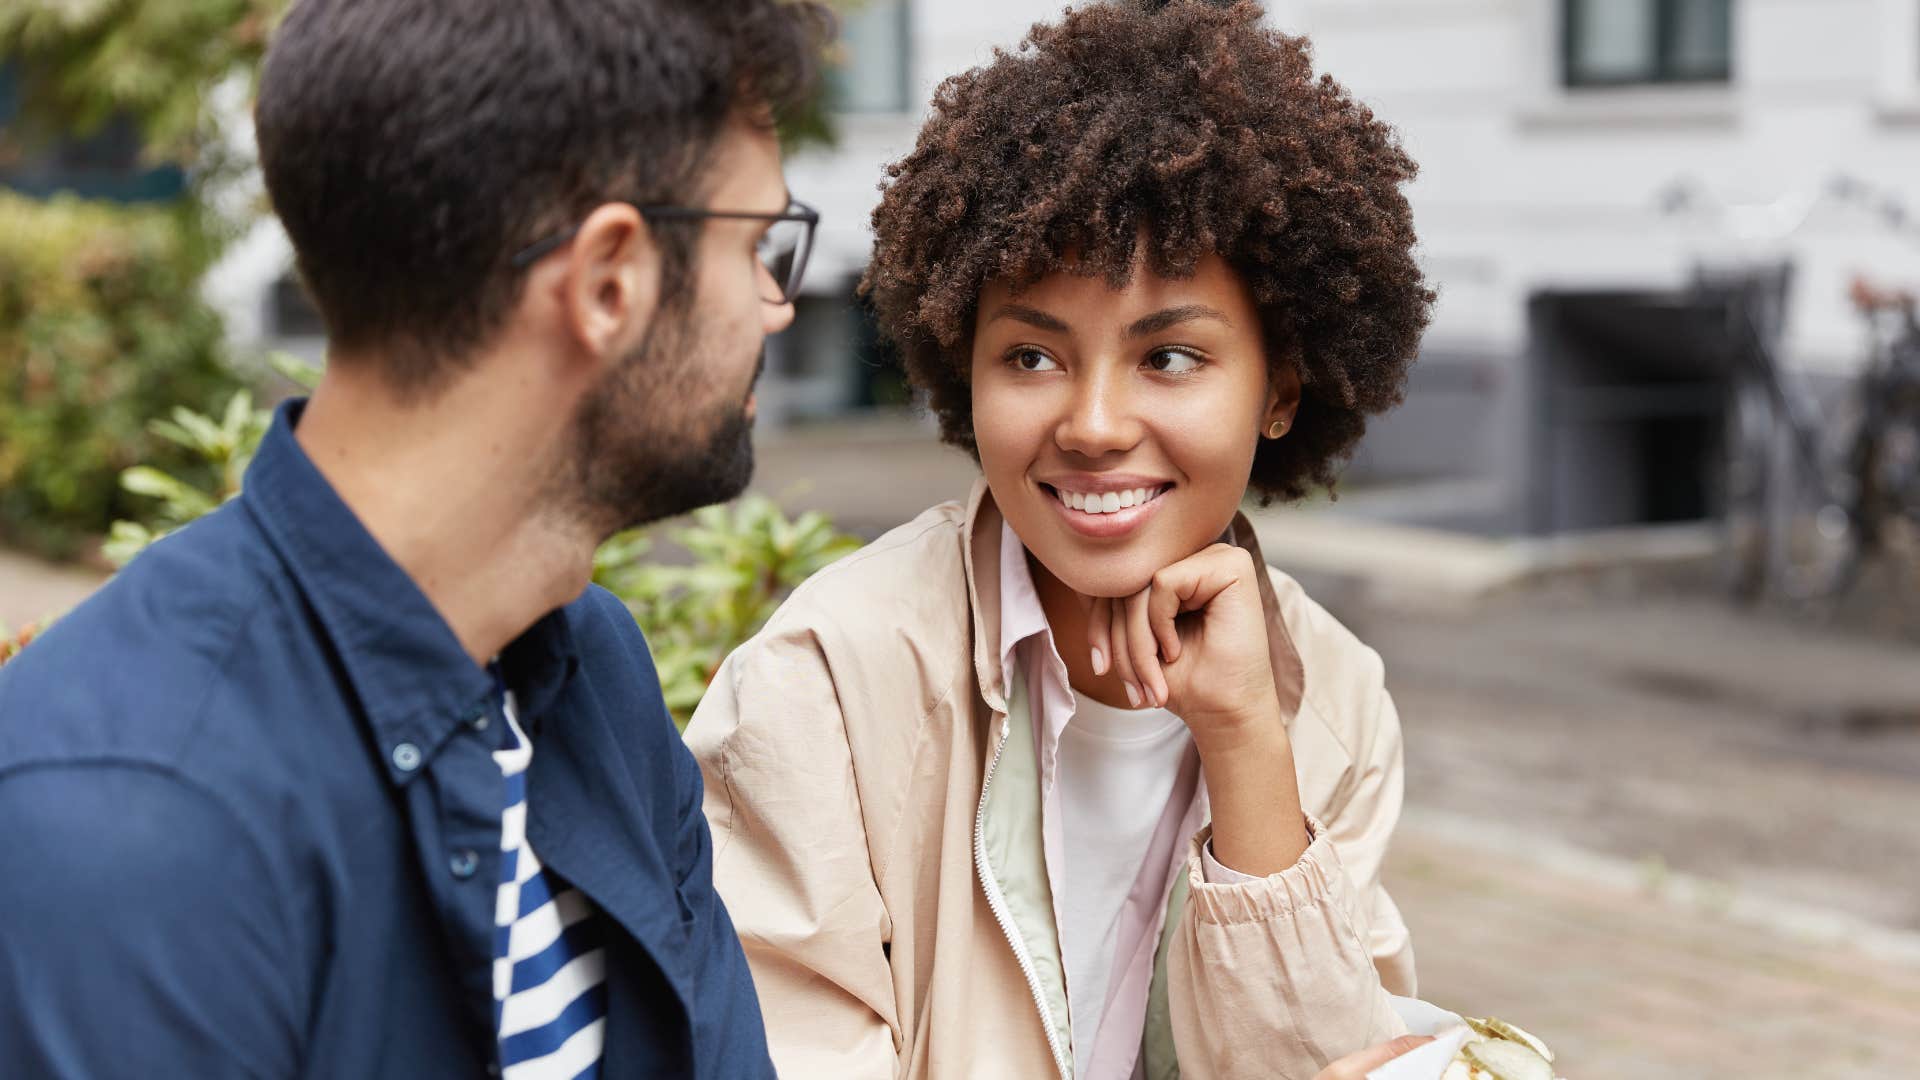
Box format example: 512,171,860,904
493,684,608,1078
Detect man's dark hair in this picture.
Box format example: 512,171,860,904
860,0,1432,501
256,0,830,394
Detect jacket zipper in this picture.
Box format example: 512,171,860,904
974,714,1074,1080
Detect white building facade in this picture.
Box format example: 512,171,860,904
218,0,1920,533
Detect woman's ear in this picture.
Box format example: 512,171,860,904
1263,350,1304,436
560,203,662,368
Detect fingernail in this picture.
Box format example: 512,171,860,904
1125,682,1141,708
1091,647,1106,675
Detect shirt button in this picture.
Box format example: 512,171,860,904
470,712,490,732
449,849,480,879
391,742,423,772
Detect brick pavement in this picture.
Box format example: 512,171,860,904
1388,819,1920,1079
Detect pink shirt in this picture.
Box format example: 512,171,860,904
996,523,1256,1079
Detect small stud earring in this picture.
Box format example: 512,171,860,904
1266,419,1289,439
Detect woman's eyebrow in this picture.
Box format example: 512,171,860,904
1124,304,1231,338
986,303,1071,333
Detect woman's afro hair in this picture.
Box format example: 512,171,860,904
858,0,1434,500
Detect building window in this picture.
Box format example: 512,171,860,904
827,0,910,114
1563,0,1733,88
0,65,186,202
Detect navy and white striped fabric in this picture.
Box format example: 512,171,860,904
493,686,608,1078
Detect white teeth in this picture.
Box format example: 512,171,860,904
1055,485,1163,514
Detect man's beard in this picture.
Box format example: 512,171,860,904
565,299,760,535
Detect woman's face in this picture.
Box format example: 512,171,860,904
971,254,1299,598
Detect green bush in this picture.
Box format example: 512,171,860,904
593,498,863,724
0,191,239,559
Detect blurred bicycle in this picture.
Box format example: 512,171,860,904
1813,276,1920,599
1662,175,1920,611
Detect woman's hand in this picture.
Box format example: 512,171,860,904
1086,542,1310,876
1086,542,1280,753
1314,1036,1435,1080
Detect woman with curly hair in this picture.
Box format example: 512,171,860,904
684,2,1434,1077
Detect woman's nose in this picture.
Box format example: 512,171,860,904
1053,365,1142,457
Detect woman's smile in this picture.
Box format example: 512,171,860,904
1038,476,1174,538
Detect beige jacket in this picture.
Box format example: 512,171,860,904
685,483,1413,1079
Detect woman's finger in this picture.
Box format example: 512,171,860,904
1162,544,1256,619
1087,596,1113,677
1146,571,1184,665
1312,1035,1434,1080
1125,588,1164,707
1105,599,1141,707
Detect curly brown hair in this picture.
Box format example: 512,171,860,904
858,0,1433,501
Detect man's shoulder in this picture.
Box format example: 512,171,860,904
561,584,655,679
0,503,302,766
61,500,275,637
556,585,675,726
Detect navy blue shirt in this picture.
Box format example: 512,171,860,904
0,401,774,1079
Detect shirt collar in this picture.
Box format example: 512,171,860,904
241,399,579,784
996,518,1054,683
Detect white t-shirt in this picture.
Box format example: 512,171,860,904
1056,692,1193,1079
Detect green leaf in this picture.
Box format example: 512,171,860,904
102,519,158,568
167,406,226,454
268,351,321,390
221,388,254,438
120,464,194,504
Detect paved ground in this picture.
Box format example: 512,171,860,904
0,547,103,630
1338,587,1920,938
8,420,1919,1075
1388,818,1920,1079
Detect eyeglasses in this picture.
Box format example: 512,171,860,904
510,200,820,305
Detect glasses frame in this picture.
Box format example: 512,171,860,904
509,199,820,304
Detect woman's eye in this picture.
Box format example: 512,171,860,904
1011,349,1060,372
1146,348,1202,374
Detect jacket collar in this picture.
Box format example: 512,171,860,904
242,399,579,785
958,478,1306,725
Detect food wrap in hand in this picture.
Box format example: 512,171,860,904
1370,998,1562,1080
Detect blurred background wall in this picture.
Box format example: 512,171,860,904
175,0,1920,539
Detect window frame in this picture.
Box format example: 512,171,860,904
824,0,913,115
1561,0,1735,90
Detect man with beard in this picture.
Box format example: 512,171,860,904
0,1,828,1076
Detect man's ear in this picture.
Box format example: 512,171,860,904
561,203,662,365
